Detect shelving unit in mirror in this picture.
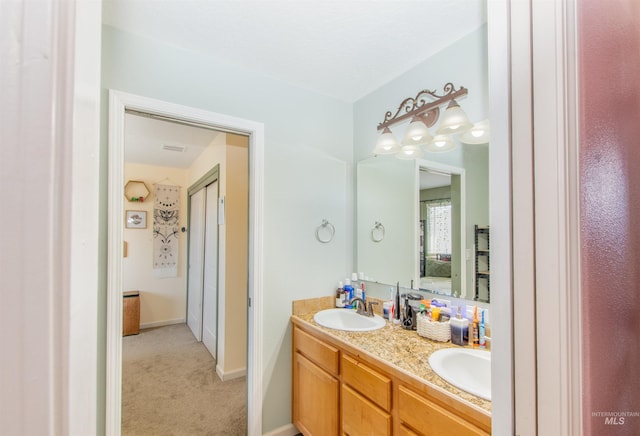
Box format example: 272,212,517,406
474,225,490,303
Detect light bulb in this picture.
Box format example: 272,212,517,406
396,144,422,160
458,119,490,144
402,118,432,146
373,127,400,155
425,134,456,153
436,100,472,135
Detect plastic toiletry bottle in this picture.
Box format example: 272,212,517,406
343,279,354,308
359,282,366,303
335,281,345,308
431,307,441,322
351,273,359,294
479,310,486,349
383,287,393,320
355,282,362,299
450,306,469,346
472,306,480,347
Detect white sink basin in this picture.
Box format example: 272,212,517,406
313,308,386,332
428,348,491,400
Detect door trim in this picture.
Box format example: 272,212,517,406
107,90,265,435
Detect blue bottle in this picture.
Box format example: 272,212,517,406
343,279,354,308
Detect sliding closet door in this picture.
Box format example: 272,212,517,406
187,188,205,341
202,181,219,359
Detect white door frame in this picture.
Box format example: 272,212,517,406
107,90,264,436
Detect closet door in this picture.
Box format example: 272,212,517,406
202,181,219,359
187,188,205,341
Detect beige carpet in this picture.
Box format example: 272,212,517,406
122,324,247,435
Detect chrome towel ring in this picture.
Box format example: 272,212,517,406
371,221,385,243
316,219,335,243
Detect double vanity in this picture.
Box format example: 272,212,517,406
291,296,491,436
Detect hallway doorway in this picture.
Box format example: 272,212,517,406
107,90,265,435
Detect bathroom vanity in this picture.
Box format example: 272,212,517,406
291,298,491,436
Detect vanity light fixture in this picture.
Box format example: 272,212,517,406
373,83,487,158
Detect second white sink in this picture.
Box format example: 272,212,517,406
428,348,491,400
313,308,386,332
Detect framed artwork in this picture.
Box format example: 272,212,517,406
125,210,147,229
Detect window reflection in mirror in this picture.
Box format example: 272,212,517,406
419,169,457,296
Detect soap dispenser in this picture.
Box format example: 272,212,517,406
450,306,469,346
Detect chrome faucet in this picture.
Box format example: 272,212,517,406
349,297,379,317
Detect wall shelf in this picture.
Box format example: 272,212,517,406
474,225,490,303
124,180,150,202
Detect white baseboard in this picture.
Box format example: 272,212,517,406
262,423,299,436
139,318,185,330
215,364,247,381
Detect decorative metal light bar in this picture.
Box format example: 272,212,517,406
373,83,486,159
377,83,468,131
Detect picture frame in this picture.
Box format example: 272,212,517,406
125,210,147,229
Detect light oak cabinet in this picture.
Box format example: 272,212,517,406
293,327,340,436
292,322,491,436
398,386,489,436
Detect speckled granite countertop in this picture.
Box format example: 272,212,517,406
291,297,491,414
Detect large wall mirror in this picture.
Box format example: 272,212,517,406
356,142,489,302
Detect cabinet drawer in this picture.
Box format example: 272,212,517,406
341,384,391,436
341,354,391,412
294,326,339,376
398,386,489,436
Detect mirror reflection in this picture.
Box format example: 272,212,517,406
419,167,461,297
356,143,489,302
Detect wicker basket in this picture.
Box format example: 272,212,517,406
417,313,451,342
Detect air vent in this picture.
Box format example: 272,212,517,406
162,144,186,152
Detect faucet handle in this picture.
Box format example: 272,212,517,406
367,301,379,316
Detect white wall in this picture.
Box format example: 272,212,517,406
123,163,189,327
101,25,353,433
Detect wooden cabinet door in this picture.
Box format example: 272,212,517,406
341,384,391,436
294,352,339,436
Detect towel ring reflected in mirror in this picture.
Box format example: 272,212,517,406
371,221,385,243
315,219,335,243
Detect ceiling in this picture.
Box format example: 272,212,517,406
103,0,487,103
420,169,451,190
115,1,486,167
124,112,223,168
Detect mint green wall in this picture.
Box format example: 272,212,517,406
100,25,353,433
353,25,489,299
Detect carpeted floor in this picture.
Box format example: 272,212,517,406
122,323,247,435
